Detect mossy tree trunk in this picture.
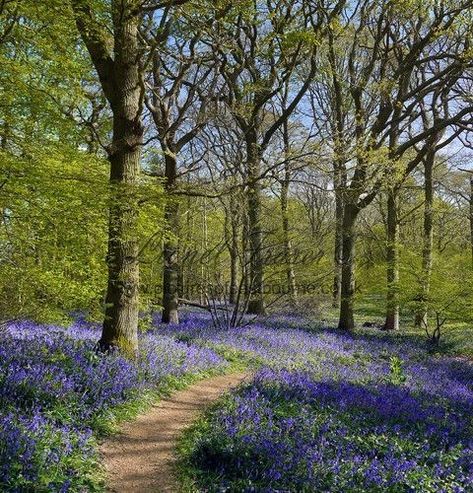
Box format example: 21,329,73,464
246,137,265,315
415,150,435,327
162,151,180,324
338,204,359,331
72,0,144,354
384,188,400,331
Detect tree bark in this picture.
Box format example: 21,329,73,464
246,138,265,315
280,117,297,305
101,131,141,352
280,165,297,304
161,151,180,324
332,162,344,307
229,234,238,304
414,152,435,327
72,0,143,353
338,204,359,331
181,189,194,300
328,30,346,310
228,197,239,304
384,189,400,331
242,210,250,299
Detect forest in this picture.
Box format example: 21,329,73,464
1,0,473,491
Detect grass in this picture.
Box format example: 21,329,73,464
176,398,233,493
321,298,473,359
90,366,231,437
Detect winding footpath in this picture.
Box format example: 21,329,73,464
100,373,249,492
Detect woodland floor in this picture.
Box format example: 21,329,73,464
100,372,249,493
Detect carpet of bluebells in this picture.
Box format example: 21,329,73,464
2,311,473,492
165,312,473,493
0,317,225,492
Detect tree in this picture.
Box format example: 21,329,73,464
71,0,148,352
0,0,111,323
143,5,218,323
278,85,300,304
308,24,353,308
279,122,298,305
318,0,473,330
207,0,344,314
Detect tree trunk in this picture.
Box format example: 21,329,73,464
229,236,238,304
161,152,179,324
242,210,250,298
332,162,344,307
280,116,297,305
415,153,435,327
384,189,400,331
222,194,239,305
229,203,239,304
338,204,359,331
95,3,143,353
246,138,265,315
101,141,141,353
280,167,297,304
181,187,194,300
328,29,346,309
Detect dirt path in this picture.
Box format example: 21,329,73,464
100,372,249,493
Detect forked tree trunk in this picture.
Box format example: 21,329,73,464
338,204,359,331
384,189,400,331
162,152,180,324
415,153,435,328
246,138,265,315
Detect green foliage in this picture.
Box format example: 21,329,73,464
388,356,407,385
0,145,109,322
401,251,473,325
6,420,103,492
